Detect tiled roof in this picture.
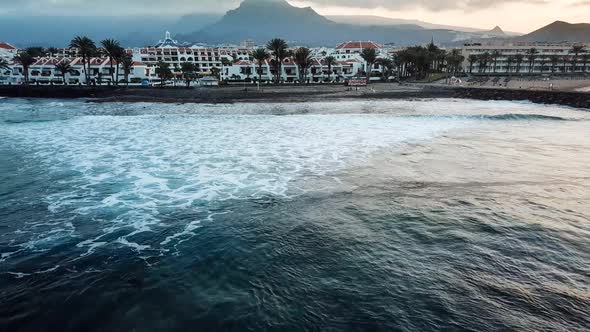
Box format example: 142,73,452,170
336,41,383,50
0,42,17,50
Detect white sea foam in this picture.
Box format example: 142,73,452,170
3,99,585,261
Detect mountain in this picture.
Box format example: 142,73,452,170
487,26,506,36
326,15,521,36
180,0,463,46
327,15,482,32
0,14,221,47
518,21,590,42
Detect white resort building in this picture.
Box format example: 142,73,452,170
1,33,391,85
0,42,18,60
461,42,590,74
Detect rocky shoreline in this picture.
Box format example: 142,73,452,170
0,84,588,109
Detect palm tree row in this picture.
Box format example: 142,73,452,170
39,36,131,86
471,45,589,74
395,43,463,80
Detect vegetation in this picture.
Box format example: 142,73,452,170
491,50,501,73
210,66,220,79
100,39,122,84
121,55,134,86
14,50,36,85
294,47,313,84
55,61,72,85
154,60,172,87
525,48,538,73
515,54,524,74
467,55,477,73
252,48,270,82
570,44,586,72
505,55,515,74
0,58,9,72
70,36,97,85
549,55,560,73
266,38,288,84
180,62,197,87
323,56,336,82
360,48,377,83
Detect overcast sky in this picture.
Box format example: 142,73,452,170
1,0,588,32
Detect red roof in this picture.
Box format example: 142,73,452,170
0,42,17,50
336,41,383,50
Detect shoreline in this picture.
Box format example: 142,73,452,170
0,84,589,109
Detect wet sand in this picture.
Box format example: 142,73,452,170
0,83,588,109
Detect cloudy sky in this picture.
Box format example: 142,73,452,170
0,0,588,32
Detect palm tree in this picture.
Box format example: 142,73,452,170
445,50,464,79
581,53,590,73
360,47,377,83
0,58,9,71
252,48,269,83
70,36,96,85
377,58,393,81
515,54,524,74
525,48,538,73
100,39,122,84
294,47,313,84
46,47,58,57
538,56,546,73
155,60,172,87
562,55,571,73
266,38,288,84
220,57,232,81
467,54,478,73
112,47,126,85
210,66,220,80
478,52,491,73
14,50,35,85
505,55,515,74
121,55,133,86
549,55,560,73
391,53,403,81
324,56,336,82
180,62,197,88
491,50,502,73
570,44,586,73
55,60,72,85
26,47,45,57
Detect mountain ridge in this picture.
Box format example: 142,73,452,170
517,21,590,42
179,0,464,46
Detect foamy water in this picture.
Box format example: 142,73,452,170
1,98,589,331
1,100,476,257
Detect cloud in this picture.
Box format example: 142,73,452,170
303,0,549,11
0,0,552,15
0,0,241,15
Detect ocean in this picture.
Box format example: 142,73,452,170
0,98,588,331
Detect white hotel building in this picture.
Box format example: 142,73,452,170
462,41,590,74
221,41,387,83
1,32,390,85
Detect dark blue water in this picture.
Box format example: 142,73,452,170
1,98,589,331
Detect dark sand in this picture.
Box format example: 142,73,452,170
1,83,589,109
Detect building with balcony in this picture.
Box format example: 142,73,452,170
461,42,590,74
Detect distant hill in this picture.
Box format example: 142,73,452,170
487,26,506,36
326,15,521,36
327,15,482,32
0,14,221,47
180,0,464,46
518,21,590,42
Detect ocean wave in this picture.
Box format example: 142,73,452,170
481,113,572,121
